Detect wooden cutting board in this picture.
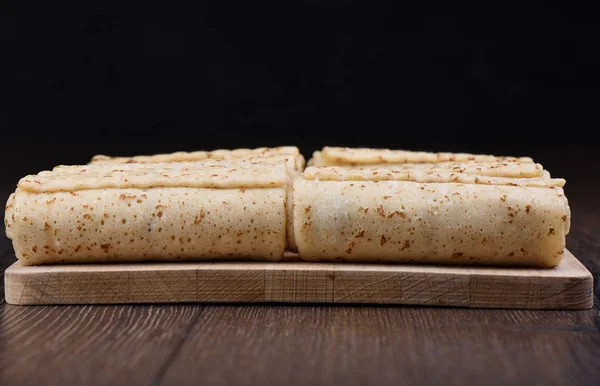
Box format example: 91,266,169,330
4,250,593,309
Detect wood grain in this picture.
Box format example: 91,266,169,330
4,250,593,309
158,305,600,386
0,304,202,386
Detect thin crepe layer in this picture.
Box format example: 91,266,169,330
60,155,301,180
309,161,545,178
303,166,564,188
20,160,289,193
308,147,534,166
293,177,570,267
91,146,306,171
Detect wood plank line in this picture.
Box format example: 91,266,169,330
148,308,203,386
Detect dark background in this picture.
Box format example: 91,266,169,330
1,2,599,186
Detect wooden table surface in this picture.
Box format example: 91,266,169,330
0,151,599,386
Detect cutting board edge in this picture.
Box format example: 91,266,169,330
4,249,594,310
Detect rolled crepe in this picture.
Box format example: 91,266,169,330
5,160,288,265
293,165,570,267
89,150,303,251
308,146,533,166
91,146,306,171
55,156,299,251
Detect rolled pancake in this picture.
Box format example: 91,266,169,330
293,166,570,267
308,147,533,166
91,146,306,171
89,147,305,251
55,157,299,251
5,161,288,265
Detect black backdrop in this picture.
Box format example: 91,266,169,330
1,2,599,182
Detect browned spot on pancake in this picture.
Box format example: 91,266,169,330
387,211,406,219
380,235,387,246
400,239,411,251
119,193,136,200
194,209,206,225
345,241,356,254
